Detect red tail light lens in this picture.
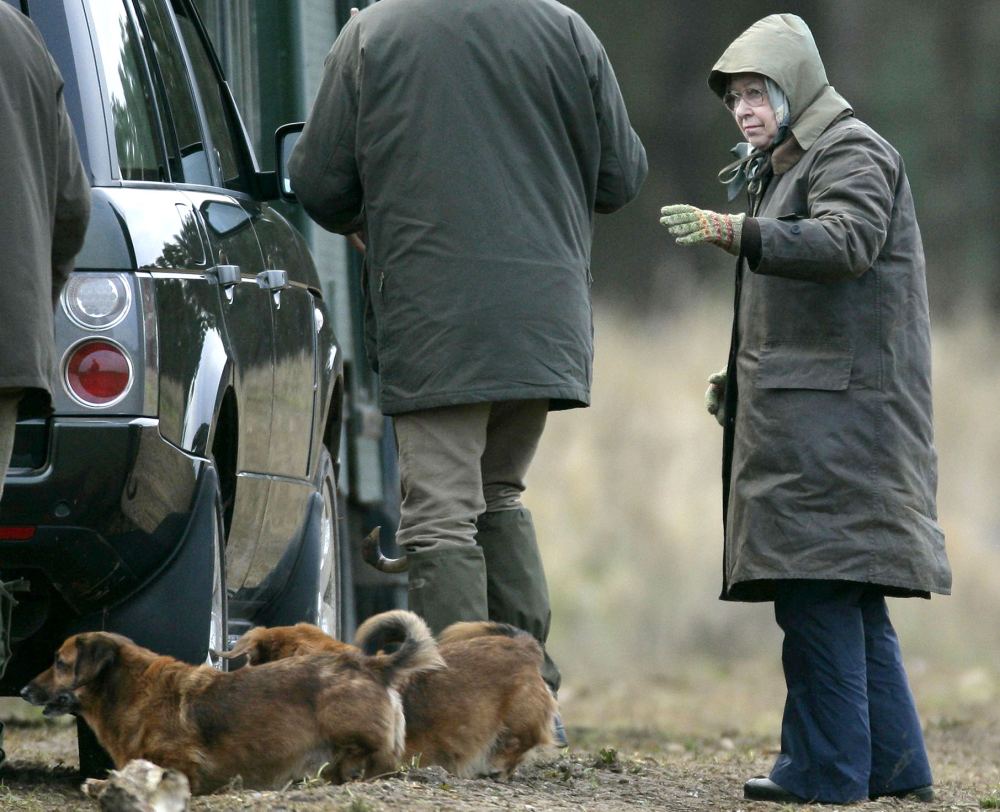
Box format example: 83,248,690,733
64,339,132,407
0,526,36,541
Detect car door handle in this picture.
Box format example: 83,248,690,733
210,264,241,289
256,270,289,291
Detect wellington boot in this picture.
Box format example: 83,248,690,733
475,508,561,691
405,545,489,635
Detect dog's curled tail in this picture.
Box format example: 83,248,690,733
355,610,445,689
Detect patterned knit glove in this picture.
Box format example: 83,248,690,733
660,204,745,256
705,367,727,427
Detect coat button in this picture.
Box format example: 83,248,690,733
791,224,801,235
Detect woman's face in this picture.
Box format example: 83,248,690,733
726,74,778,150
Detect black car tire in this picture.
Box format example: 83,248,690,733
314,446,344,638
336,492,356,641
206,484,229,669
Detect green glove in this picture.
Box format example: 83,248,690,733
705,367,727,427
660,204,745,256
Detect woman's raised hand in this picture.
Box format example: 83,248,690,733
660,204,745,256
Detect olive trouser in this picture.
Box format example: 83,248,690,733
0,389,22,505
0,389,23,759
393,400,560,689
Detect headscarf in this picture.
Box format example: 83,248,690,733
717,78,790,201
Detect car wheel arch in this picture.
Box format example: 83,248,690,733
180,337,233,458
209,387,239,543
321,372,345,482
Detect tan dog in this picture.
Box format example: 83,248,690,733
21,611,443,794
229,617,557,778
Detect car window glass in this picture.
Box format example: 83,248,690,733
87,0,164,181
134,0,212,185
173,11,241,188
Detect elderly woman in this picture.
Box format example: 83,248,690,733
660,14,950,805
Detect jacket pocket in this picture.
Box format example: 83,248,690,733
755,339,853,390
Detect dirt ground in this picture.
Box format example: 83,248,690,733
1,698,997,812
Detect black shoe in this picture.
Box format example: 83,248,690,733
552,711,569,748
743,777,807,803
871,785,934,802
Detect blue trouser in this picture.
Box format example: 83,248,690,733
769,581,932,804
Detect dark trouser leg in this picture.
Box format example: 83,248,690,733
770,581,871,804
404,545,489,636
862,590,933,797
476,507,559,690
476,400,559,690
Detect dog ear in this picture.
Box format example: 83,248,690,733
73,634,120,688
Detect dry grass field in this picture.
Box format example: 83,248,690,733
533,302,1000,736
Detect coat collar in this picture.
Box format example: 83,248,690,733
771,108,854,174
771,134,804,175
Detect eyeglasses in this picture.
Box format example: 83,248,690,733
723,87,768,111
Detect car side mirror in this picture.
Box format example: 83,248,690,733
275,122,305,203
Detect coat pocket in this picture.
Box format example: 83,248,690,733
755,339,853,390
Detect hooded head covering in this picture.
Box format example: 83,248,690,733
708,14,851,152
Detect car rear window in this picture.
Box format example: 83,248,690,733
174,11,241,187
88,0,165,181
135,0,213,185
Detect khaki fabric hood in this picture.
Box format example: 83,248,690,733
708,14,852,150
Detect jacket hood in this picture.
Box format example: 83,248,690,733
708,14,852,151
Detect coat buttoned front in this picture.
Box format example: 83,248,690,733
711,15,949,601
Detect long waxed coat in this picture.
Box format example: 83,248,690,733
710,15,950,601
290,0,647,415
0,4,90,414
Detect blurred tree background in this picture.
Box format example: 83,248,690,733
563,0,999,318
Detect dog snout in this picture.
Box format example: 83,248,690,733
20,680,49,707
21,677,80,716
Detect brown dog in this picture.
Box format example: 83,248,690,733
217,621,354,665
229,616,557,778
21,611,443,793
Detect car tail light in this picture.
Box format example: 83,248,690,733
64,339,133,407
62,273,132,330
0,526,36,541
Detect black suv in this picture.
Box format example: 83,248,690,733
0,0,361,766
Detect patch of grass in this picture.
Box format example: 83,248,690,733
596,747,618,767
0,781,48,812
980,789,1000,809
293,762,331,790
344,789,378,812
